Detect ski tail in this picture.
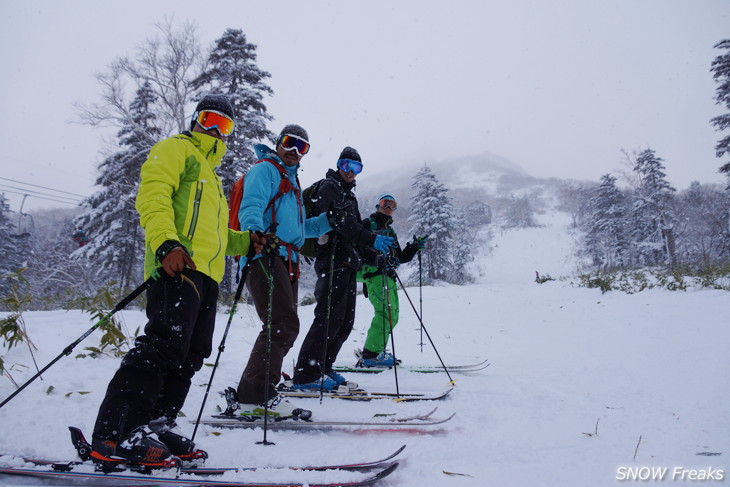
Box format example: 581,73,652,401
68,426,91,461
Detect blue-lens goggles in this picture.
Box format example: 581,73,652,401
337,158,363,175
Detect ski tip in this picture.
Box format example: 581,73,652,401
378,444,407,462
374,462,399,481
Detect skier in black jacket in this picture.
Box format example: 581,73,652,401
291,147,394,390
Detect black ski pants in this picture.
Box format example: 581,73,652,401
93,269,218,441
293,266,357,384
236,255,300,404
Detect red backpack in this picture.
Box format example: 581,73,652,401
228,159,303,272
229,158,302,232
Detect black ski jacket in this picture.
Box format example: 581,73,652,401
313,169,376,271
360,211,418,279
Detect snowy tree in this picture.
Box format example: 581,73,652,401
23,208,97,308
627,148,677,267
502,195,537,228
191,28,274,193
448,207,472,284
557,182,595,228
76,19,204,136
73,82,160,292
674,182,730,268
0,194,25,296
408,166,470,282
191,28,275,298
711,39,730,176
584,174,629,269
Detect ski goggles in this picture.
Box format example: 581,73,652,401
194,110,235,136
337,158,363,175
279,134,310,156
378,199,397,210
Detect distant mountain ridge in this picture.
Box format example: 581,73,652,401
356,151,562,211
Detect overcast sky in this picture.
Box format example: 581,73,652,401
1,0,729,212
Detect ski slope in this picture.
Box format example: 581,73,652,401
0,211,728,485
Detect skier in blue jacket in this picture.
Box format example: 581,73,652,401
231,125,332,419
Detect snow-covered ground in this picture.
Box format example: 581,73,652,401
0,212,728,486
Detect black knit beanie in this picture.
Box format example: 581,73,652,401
190,94,234,130
339,146,361,162
278,124,309,143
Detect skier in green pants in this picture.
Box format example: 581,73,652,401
357,193,427,367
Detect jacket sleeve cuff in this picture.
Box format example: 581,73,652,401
226,230,251,257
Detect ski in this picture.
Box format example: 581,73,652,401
199,412,456,430
333,359,490,374
277,387,453,402
0,461,398,486
54,427,405,475
2,445,405,476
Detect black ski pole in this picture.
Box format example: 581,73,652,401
382,263,400,397
191,247,256,442
258,248,277,446
319,233,339,403
393,270,454,384
417,242,424,352
0,270,162,410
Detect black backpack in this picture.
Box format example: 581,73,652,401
299,179,326,259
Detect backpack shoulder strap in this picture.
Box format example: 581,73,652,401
228,175,245,232
258,158,302,227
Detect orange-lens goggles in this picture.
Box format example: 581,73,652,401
196,110,235,136
279,134,310,156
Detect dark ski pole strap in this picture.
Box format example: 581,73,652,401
0,271,161,410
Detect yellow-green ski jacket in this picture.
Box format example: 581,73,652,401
136,131,251,282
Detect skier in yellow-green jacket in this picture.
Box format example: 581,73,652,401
91,95,264,467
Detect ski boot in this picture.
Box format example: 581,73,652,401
223,386,312,421
88,426,178,471
326,370,359,389
358,349,401,368
148,417,208,464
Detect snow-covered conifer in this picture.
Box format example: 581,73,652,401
191,28,274,193
408,166,470,282
73,82,159,292
627,148,677,266
711,39,730,176
584,174,629,268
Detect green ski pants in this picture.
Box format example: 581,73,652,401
363,274,400,353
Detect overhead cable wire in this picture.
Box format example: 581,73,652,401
0,183,82,203
0,176,88,198
0,188,83,206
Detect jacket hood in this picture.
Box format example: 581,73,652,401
255,143,299,177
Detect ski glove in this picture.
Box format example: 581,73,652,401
386,256,400,271
412,234,429,250
373,234,395,253
259,231,280,256
326,202,349,230
156,240,196,277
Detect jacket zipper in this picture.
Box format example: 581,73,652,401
187,181,204,240
207,175,224,271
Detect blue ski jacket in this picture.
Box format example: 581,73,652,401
238,144,331,269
